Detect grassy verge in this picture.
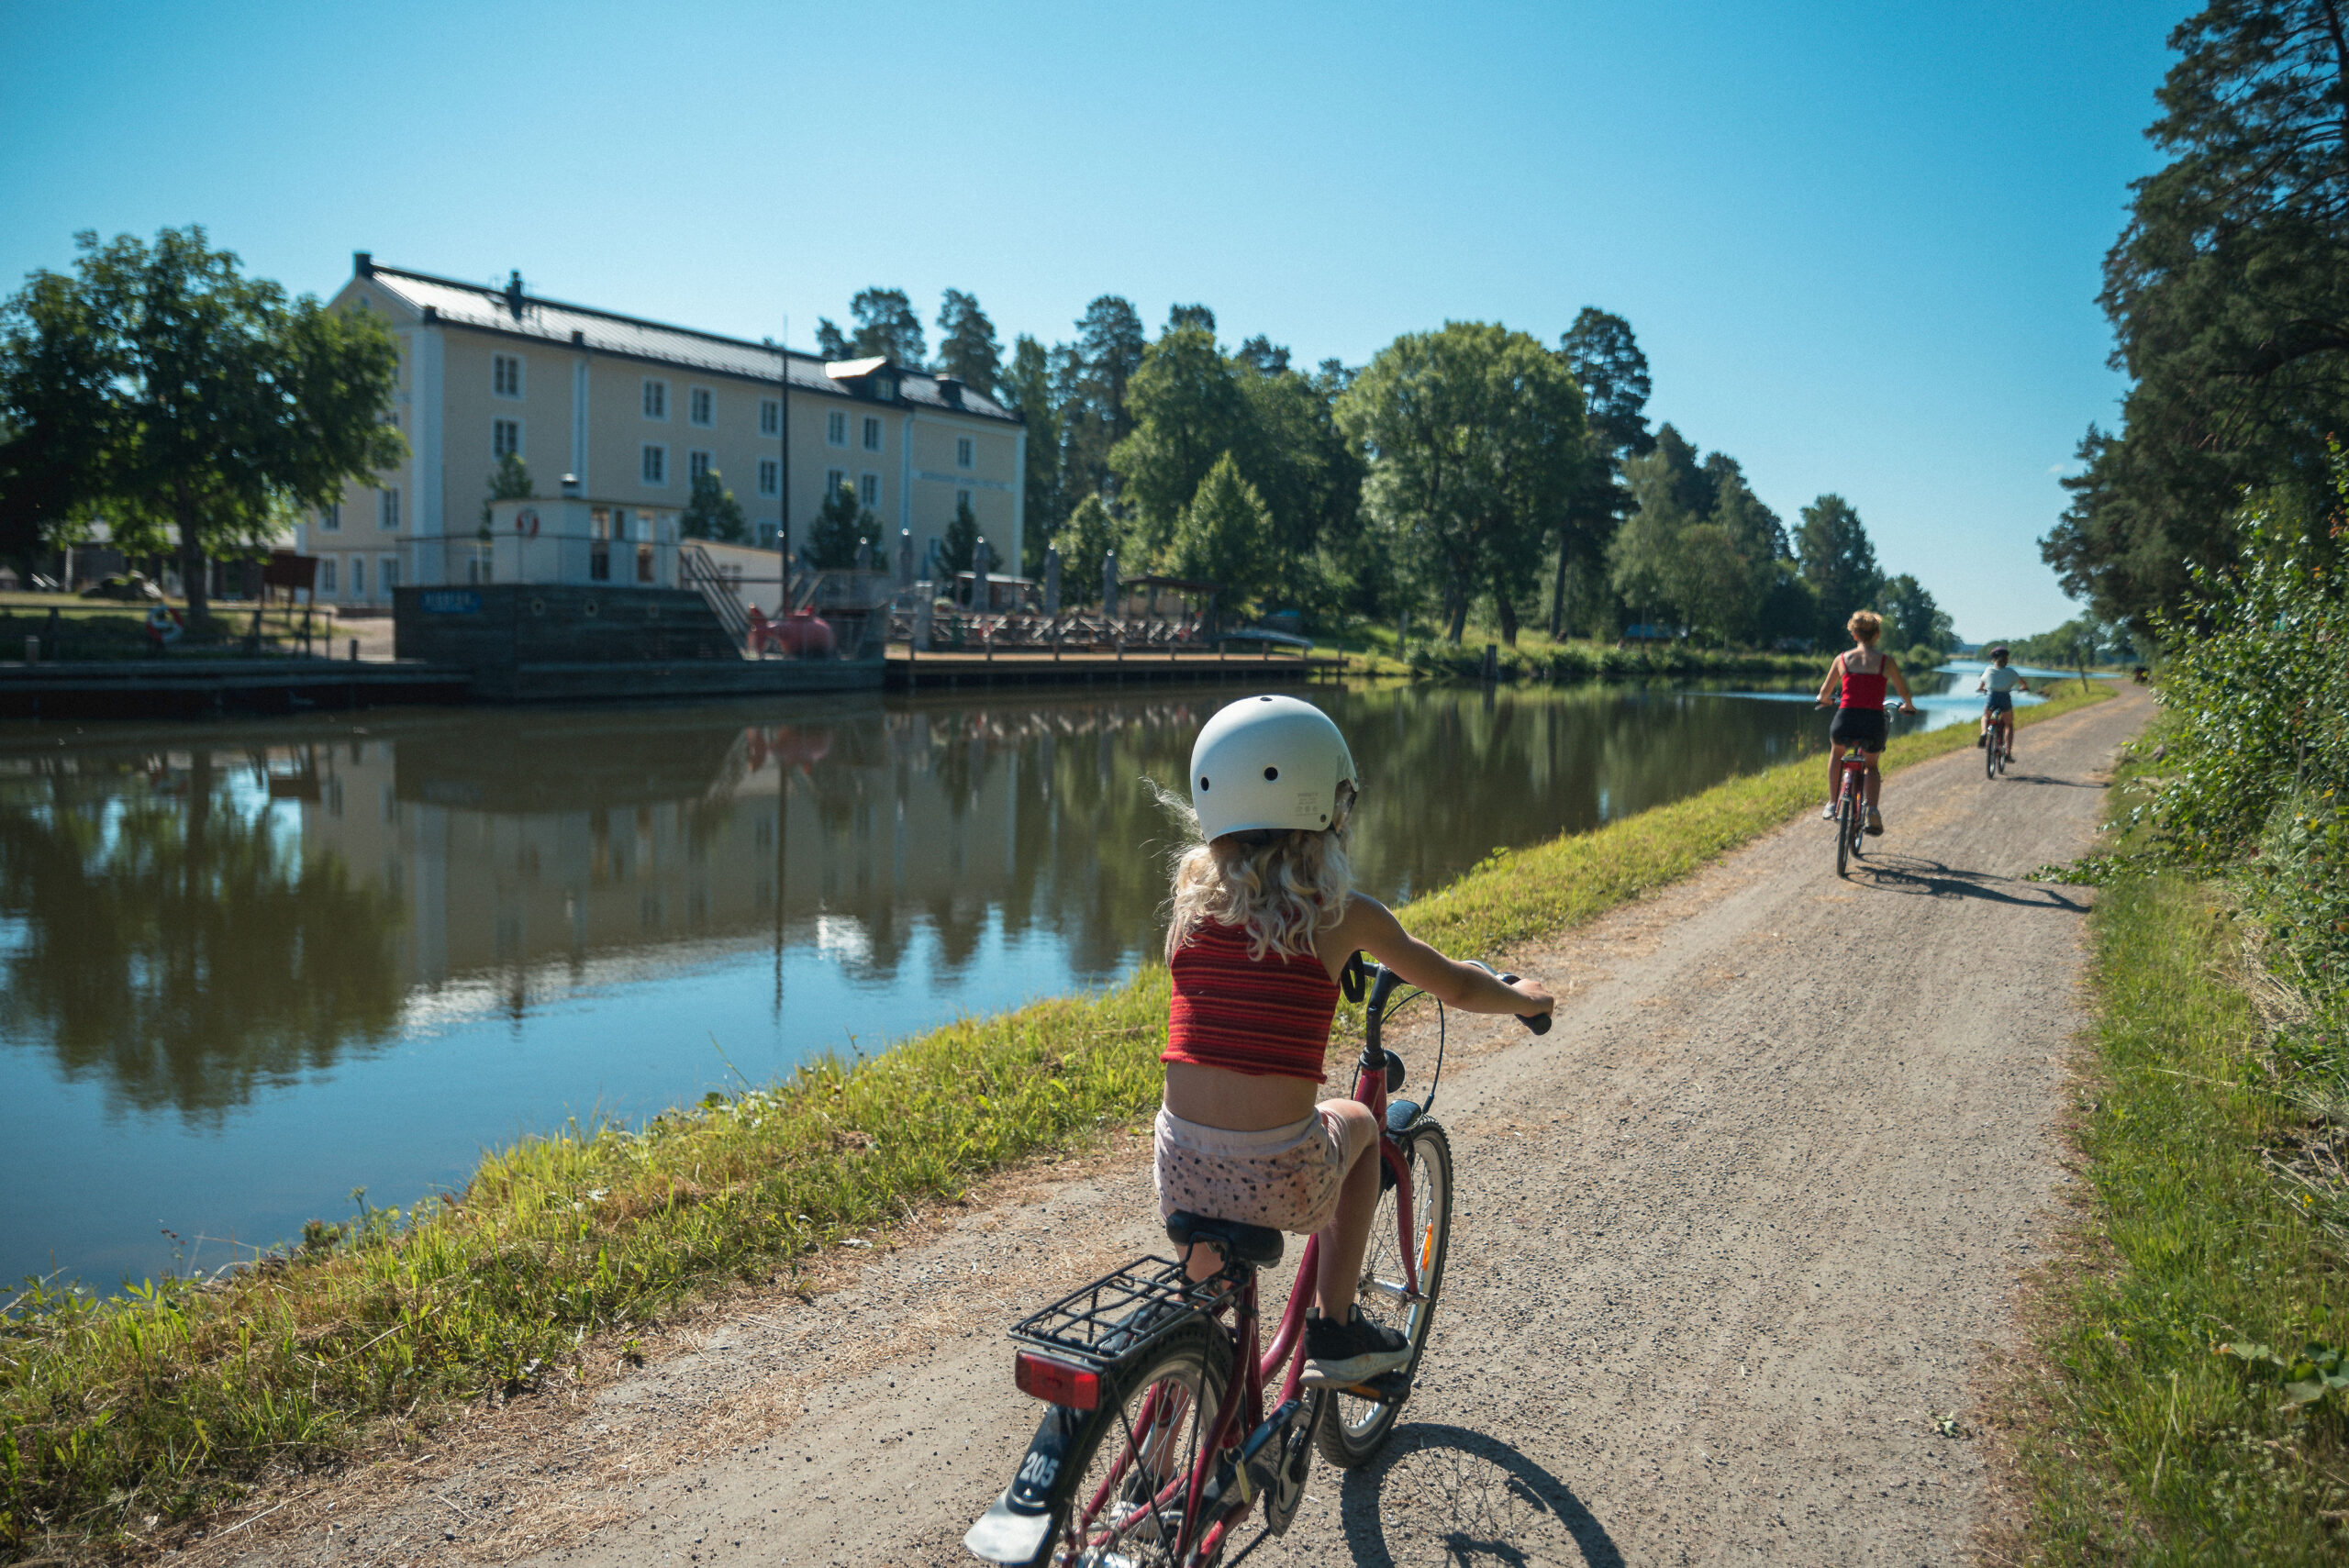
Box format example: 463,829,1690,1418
2003,766,2349,1561
0,682,2114,1559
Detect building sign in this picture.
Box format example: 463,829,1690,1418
420,590,483,616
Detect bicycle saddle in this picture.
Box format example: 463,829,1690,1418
1164,1210,1284,1266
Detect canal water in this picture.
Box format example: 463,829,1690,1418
0,665,2038,1292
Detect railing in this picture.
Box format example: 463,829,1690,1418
679,544,753,651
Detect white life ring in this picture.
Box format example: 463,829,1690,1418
516,507,540,538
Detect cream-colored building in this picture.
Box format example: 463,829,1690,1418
295,256,1025,606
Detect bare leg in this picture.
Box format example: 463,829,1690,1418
1825,743,1847,809
1313,1100,1382,1318
1865,761,1883,807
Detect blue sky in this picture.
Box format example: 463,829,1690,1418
0,0,2183,639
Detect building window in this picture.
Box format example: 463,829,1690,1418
827,410,847,447
642,445,667,485
826,467,847,498
859,472,880,508
761,398,782,436
318,503,340,533
379,486,400,529
758,459,779,496
636,544,655,584
350,556,366,598
493,418,522,459
956,436,974,470
381,556,399,597
642,379,668,419
688,450,712,483
494,354,524,398
862,416,881,451
318,557,337,595
689,386,713,426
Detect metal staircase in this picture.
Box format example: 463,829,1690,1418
679,543,752,652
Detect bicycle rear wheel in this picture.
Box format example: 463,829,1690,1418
1834,787,1853,878
1986,728,1997,779
1319,1120,1453,1469
1036,1323,1229,1568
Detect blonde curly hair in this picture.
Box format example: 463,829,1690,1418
1154,781,1357,962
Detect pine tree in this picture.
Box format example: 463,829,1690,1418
683,466,749,543
934,289,1002,396
806,482,873,568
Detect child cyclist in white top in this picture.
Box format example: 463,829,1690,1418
1976,646,2031,758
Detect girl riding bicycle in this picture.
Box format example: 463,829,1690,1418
1976,645,2031,758
1154,695,1553,1388
1816,609,1919,835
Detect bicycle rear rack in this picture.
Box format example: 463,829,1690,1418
1008,1255,1228,1369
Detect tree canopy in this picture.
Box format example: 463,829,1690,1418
934,289,1001,395
0,226,405,615
2044,0,2349,628
682,466,749,544
816,287,927,365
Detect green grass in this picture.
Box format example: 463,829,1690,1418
0,680,2114,1559
2003,767,2349,1562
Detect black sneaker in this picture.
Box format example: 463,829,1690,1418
1301,1307,1412,1388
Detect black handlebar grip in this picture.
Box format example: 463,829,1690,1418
1497,973,1553,1034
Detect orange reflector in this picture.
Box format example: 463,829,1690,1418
1014,1351,1100,1409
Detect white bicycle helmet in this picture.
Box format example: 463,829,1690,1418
1188,695,1358,840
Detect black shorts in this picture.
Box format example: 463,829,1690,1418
1829,706,1888,753
1984,690,2014,715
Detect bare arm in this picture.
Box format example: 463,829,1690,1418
1327,895,1553,1018
1816,653,1843,706
1885,656,1918,712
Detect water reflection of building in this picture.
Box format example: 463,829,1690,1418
295,697,1207,1006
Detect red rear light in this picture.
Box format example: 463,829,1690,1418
1014,1351,1100,1409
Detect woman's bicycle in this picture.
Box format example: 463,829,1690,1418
1984,714,2011,778
963,959,1547,1567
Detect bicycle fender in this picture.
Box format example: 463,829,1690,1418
963,1404,1082,1565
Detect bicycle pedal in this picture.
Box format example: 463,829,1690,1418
1338,1369,1413,1404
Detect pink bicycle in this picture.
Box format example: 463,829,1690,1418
964,958,1545,1566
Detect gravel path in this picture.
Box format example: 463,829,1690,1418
230,687,2144,1568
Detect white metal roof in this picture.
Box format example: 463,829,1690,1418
358,264,1019,424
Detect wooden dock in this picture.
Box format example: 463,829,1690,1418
0,657,473,720
886,646,1345,690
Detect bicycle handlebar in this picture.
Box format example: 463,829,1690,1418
1463,959,1551,1034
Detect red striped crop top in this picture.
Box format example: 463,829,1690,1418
1838,651,1887,710
1162,918,1341,1084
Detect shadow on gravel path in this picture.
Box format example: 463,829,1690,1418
1331,1421,1625,1568
1855,853,2090,911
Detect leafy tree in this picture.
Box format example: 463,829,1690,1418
934,288,1001,396
1554,308,1656,635
1340,321,1586,642
1001,335,1063,573
477,451,533,534
1237,335,1291,375
1168,453,1271,613
806,481,874,569
1874,573,1952,656
1165,304,1217,335
815,287,926,365
0,226,404,618
941,494,985,584
1109,327,1250,557
1609,448,1699,628
2043,0,2349,629
1795,494,1883,640
683,465,749,543
1055,494,1122,606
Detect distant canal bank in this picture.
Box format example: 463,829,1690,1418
0,666,2031,1290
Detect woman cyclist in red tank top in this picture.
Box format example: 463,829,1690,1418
1154,695,1553,1386
1814,608,1918,835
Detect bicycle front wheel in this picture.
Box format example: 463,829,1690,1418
1038,1322,1229,1568
1320,1120,1453,1469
